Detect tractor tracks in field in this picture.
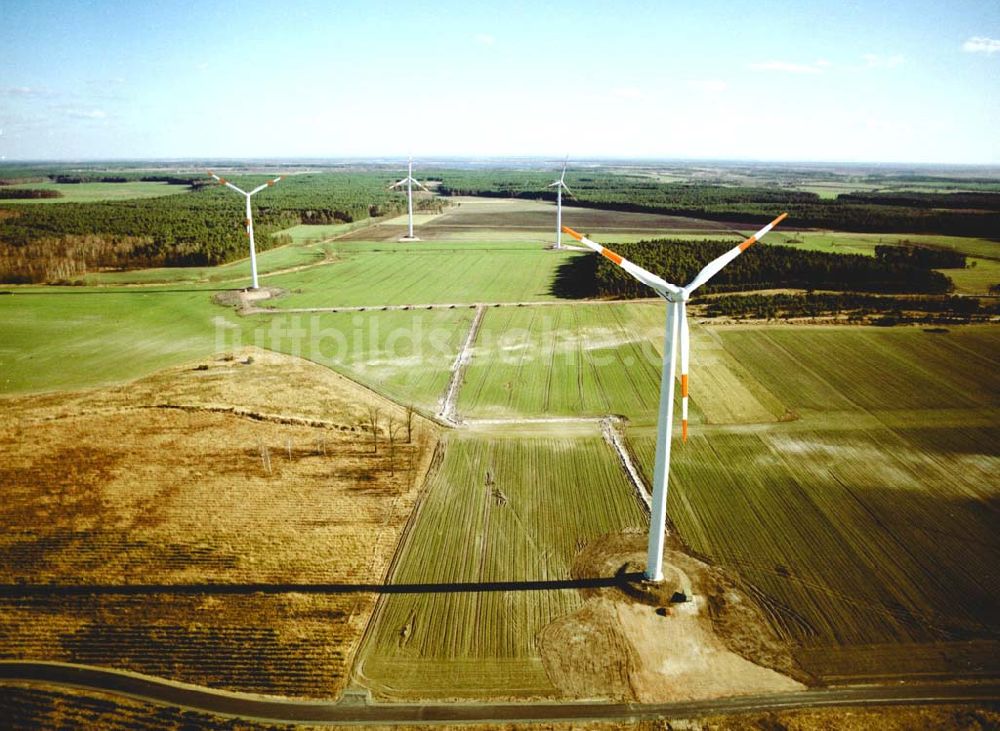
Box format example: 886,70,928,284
602,416,652,510
437,304,486,424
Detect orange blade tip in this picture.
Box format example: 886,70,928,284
561,225,583,241
774,212,789,225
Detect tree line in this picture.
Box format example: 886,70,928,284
0,189,62,199
550,239,954,300
701,292,998,323
436,171,1000,238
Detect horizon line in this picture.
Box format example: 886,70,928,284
2,156,999,170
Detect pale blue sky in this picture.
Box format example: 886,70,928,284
1,0,997,163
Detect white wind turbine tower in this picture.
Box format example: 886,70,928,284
208,171,284,290
547,160,573,250
563,213,788,581
390,157,429,241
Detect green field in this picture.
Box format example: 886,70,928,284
0,288,472,414
240,308,475,413
941,257,1000,295
0,289,240,394
627,325,1000,681
356,434,646,698
763,231,1000,262
457,303,666,421
266,243,577,308
81,240,332,286
1,181,187,203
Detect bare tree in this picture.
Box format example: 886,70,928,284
405,405,415,444
257,438,272,476
366,406,381,454
387,417,404,477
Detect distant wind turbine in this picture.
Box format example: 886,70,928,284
390,157,429,241
562,212,788,582
548,160,573,250
208,171,284,290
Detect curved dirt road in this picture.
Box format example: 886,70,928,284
1,662,997,725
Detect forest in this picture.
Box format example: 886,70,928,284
436,171,1000,237
550,239,956,299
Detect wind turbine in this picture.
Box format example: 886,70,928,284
208,171,284,290
562,212,788,582
548,160,573,250
390,157,429,241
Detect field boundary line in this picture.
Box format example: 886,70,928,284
244,298,663,315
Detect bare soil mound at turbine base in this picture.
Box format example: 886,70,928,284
540,529,807,702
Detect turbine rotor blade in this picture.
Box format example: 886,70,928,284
561,181,574,197
562,226,680,296
680,304,690,442
413,178,430,192
389,178,407,189
683,212,788,295
249,176,283,196
210,174,249,196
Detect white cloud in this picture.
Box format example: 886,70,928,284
66,109,107,120
863,53,905,68
474,33,495,46
1,86,40,97
612,86,643,99
963,36,1000,54
687,79,728,93
749,60,825,74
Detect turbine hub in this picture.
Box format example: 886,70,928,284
666,289,688,303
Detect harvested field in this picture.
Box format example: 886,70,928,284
621,324,1000,682
717,326,1000,414
0,350,440,698
628,424,1000,681
423,197,751,233
355,435,647,699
